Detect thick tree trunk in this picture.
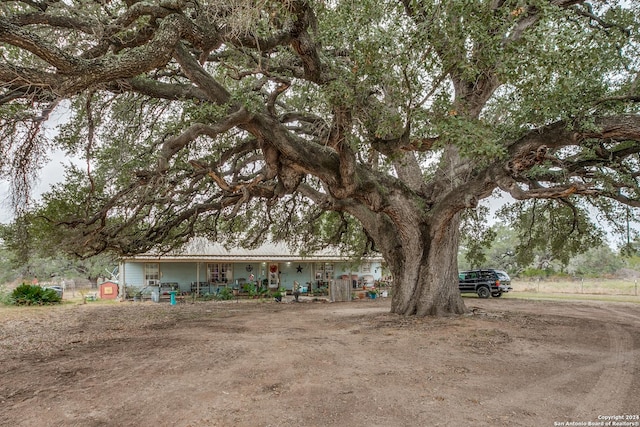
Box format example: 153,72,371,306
388,213,467,316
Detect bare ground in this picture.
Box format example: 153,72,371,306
0,296,639,427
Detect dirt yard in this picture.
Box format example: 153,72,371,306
1,296,639,427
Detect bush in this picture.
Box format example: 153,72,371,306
10,283,62,305
199,292,215,301
216,287,234,301
520,268,556,279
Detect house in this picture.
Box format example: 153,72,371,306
119,239,386,298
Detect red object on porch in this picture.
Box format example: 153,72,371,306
99,281,119,299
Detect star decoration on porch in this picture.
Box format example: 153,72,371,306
296,265,303,273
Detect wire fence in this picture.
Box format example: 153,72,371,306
513,278,639,296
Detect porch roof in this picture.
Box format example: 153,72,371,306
123,239,382,263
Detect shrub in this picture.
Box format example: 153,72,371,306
10,283,62,305
200,292,215,301
520,268,555,279
216,287,234,301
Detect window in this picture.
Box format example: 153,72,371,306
316,263,334,281
145,263,160,285
207,263,232,283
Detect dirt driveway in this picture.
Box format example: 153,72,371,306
1,296,639,427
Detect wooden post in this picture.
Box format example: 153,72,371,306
196,262,200,298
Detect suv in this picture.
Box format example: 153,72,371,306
43,286,64,298
458,269,512,298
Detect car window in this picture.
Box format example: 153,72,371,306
495,271,510,280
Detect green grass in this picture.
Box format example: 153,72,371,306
512,278,639,296
507,278,639,303
462,278,640,304
503,291,640,304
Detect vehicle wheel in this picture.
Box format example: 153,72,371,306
477,286,491,299
492,292,502,298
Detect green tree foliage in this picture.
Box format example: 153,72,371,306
497,199,606,268
619,234,640,269
459,206,497,269
567,244,624,277
459,220,632,278
0,218,116,285
1,0,639,315
459,221,520,273
622,254,640,272
0,218,33,279
482,224,521,272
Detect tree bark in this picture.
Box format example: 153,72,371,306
388,212,467,316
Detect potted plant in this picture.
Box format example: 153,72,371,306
243,283,258,298
135,289,147,302
367,288,379,299
273,287,286,302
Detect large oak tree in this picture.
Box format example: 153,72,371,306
1,0,639,315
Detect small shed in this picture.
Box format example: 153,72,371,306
99,281,119,299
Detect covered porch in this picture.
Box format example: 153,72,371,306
118,240,386,301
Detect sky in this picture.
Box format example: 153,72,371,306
0,102,75,224
0,148,75,223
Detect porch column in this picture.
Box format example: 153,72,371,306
196,262,200,296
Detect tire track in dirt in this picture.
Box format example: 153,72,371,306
485,346,633,415
481,304,638,421
571,323,636,419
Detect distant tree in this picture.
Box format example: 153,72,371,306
460,218,593,276
1,1,639,316
482,223,520,274
619,230,640,257
622,254,640,273
0,218,37,279
459,206,497,269
0,218,116,287
567,244,624,277
0,242,19,284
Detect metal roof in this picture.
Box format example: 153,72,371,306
123,239,383,263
